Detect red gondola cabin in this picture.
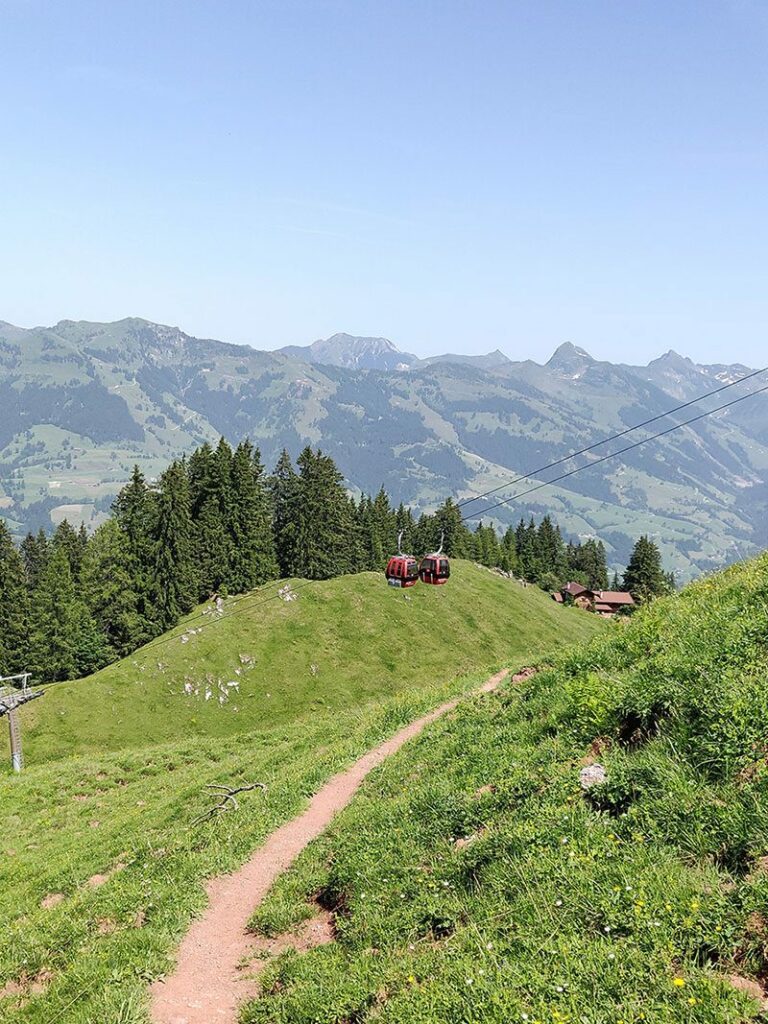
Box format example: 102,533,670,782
419,553,450,585
385,555,420,588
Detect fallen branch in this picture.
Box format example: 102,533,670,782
192,781,267,825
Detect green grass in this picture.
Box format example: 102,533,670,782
241,553,768,1023
0,562,599,1022
22,561,600,765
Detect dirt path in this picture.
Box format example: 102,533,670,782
150,669,510,1024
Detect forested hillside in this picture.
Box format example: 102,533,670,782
1,438,639,685
1,318,767,579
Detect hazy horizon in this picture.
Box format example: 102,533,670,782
2,1,767,366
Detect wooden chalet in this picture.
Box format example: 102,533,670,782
553,581,635,617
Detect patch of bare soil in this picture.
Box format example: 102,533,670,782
40,893,65,910
0,969,54,1004
726,972,768,1009
150,669,509,1024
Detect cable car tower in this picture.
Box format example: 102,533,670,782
0,673,44,773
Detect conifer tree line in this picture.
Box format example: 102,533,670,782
0,438,671,683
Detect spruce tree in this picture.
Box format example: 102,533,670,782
0,522,29,675
536,515,567,583
269,449,299,577
28,546,80,682
52,519,87,581
500,526,519,574
21,529,49,590
189,440,233,595
622,535,670,603
568,538,609,590
228,440,278,591
80,520,142,656
152,461,197,629
112,465,155,634
515,518,538,581
290,447,353,579
422,499,470,557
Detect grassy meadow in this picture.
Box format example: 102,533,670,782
240,553,768,1023
20,561,598,764
0,563,600,1022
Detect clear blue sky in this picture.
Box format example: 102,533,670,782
1,0,767,365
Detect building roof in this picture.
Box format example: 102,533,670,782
593,590,635,606
562,581,588,597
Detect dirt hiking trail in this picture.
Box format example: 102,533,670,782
150,668,511,1024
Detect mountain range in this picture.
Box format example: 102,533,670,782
1,317,766,579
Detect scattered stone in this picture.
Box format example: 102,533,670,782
579,764,607,790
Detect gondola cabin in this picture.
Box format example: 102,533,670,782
385,555,419,588
419,553,450,585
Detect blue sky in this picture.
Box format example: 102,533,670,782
1,0,767,365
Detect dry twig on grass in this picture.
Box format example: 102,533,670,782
192,782,267,825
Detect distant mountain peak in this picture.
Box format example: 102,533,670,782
652,349,695,369
277,332,418,371
547,342,594,373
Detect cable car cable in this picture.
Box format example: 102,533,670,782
456,364,767,512
460,380,768,523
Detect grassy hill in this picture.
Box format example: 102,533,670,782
0,562,600,1023
240,552,768,1023
22,561,599,765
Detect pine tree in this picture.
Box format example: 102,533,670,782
112,465,155,634
52,519,87,581
515,518,538,581
188,440,233,595
269,449,299,577
500,526,519,574
568,538,609,590
21,529,49,590
622,535,670,603
152,461,197,629
416,499,471,558
228,440,278,591
0,522,29,675
28,546,80,682
358,487,396,570
289,447,353,579
80,520,143,656
187,442,216,516
536,515,567,583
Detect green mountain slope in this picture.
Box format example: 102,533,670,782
244,552,768,1023
22,560,600,764
0,562,600,1023
2,317,767,578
